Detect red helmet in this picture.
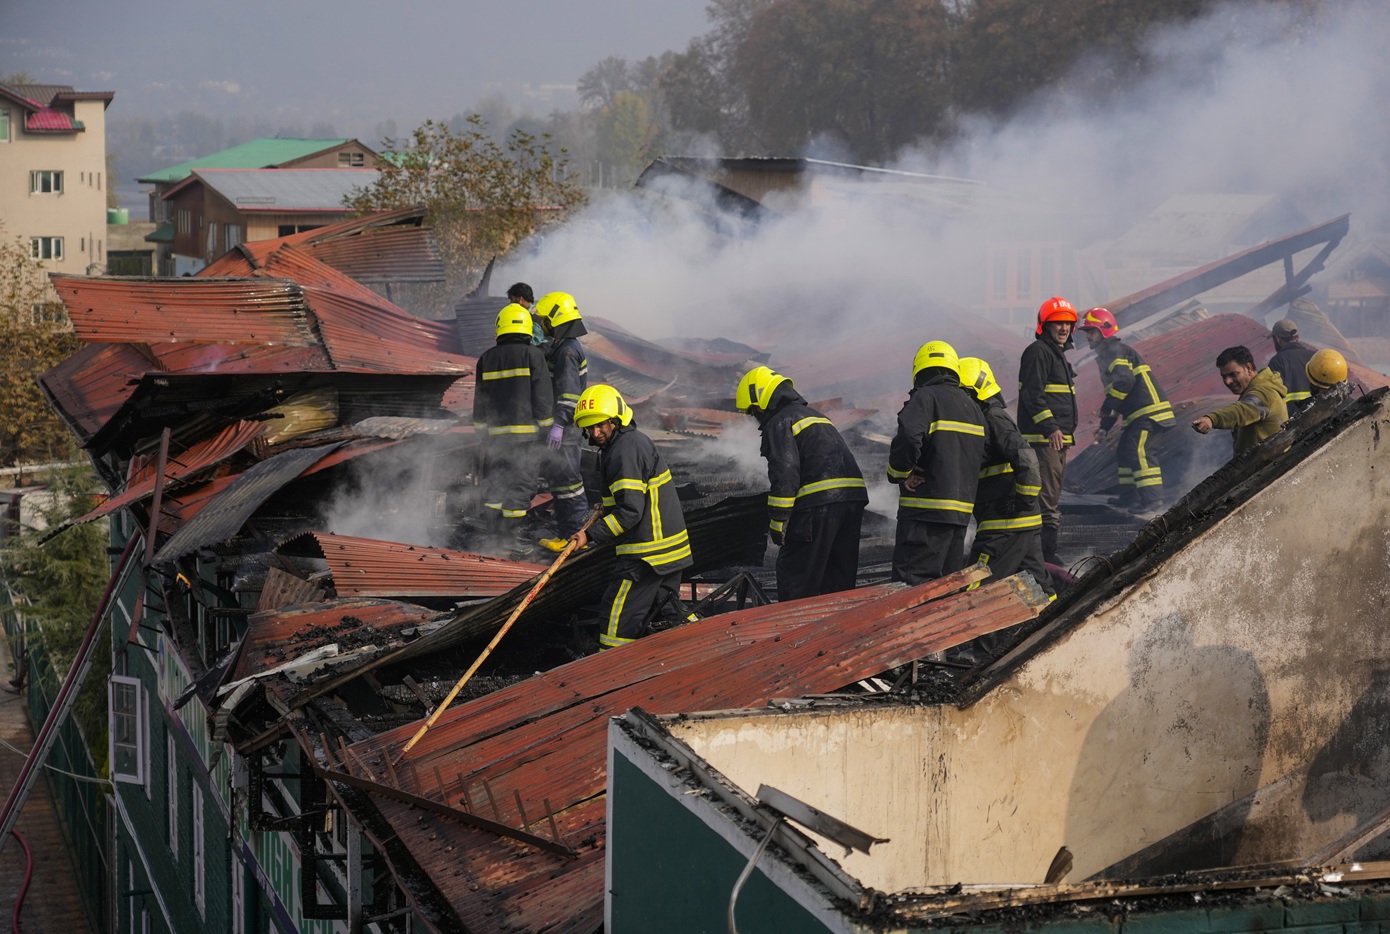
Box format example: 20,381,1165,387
1036,296,1078,335
1079,306,1119,339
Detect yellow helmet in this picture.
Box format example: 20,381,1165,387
534,291,582,329
957,357,1001,401
734,366,791,413
495,302,533,339
1306,348,1348,389
574,384,633,429
912,340,960,381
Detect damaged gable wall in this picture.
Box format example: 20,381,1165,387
665,398,1390,889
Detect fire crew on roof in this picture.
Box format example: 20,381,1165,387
1018,297,1079,565
532,291,591,550
1190,345,1288,457
887,341,986,585
1077,307,1175,515
957,357,1054,604
569,384,693,650
735,365,868,602
472,303,553,556
1267,318,1318,416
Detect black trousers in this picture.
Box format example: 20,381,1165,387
598,559,684,650
969,527,1055,597
776,501,865,602
540,433,589,536
892,520,967,586
482,442,540,520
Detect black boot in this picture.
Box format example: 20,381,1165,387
1107,487,1137,509
1041,525,1060,566
1129,486,1164,517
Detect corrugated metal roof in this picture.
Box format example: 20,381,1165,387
230,597,444,686
138,138,353,184
305,227,445,284
339,567,1048,934
26,108,78,131
288,532,546,599
306,288,474,374
38,342,156,443
153,442,347,565
257,566,326,612
172,168,378,211
51,276,319,346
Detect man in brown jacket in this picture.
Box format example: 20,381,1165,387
1190,345,1288,457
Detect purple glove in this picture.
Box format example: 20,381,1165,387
547,425,565,449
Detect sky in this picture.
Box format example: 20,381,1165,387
0,0,712,130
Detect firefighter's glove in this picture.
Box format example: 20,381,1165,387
547,425,565,449
1099,414,1117,434
769,528,784,547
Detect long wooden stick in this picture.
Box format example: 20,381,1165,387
395,509,600,762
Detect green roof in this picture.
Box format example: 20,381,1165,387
138,138,352,184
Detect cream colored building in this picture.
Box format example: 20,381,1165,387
0,83,114,277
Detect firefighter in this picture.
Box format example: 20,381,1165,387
1267,319,1317,415
1077,307,1175,514
1190,345,1288,457
569,384,693,650
735,365,868,601
957,357,1054,600
887,341,986,585
1018,297,1079,565
506,281,547,346
1306,348,1350,397
532,291,590,549
472,303,553,556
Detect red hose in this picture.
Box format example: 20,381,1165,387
11,827,32,933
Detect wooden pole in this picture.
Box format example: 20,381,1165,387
394,509,600,763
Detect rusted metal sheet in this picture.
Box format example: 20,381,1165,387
51,276,319,346
229,597,443,685
38,342,156,443
152,442,347,565
256,566,325,612
142,337,333,375
305,289,474,374
1106,214,1350,324
338,568,1047,934
304,227,445,284
287,532,546,599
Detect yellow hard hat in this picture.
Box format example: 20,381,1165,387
957,357,1001,401
1306,348,1348,389
912,340,960,381
534,291,582,329
574,384,633,429
734,366,791,413
495,302,533,339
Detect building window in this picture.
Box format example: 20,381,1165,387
31,236,63,261
177,209,191,235
1016,248,1032,299
29,170,63,194
338,151,365,166
109,675,148,785
231,860,245,934
225,224,242,249
0,109,9,142
206,221,218,256
191,783,205,916
167,732,179,858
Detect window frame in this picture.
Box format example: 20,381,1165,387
30,236,64,261
166,731,179,858
191,783,206,916
0,108,10,142
29,170,63,194
108,675,148,786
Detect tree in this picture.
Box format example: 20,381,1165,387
578,55,633,111
345,116,587,293
595,92,660,185
0,227,80,468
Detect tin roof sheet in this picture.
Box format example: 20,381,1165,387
172,168,378,211
38,342,156,442
340,568,1048,934
138,138,353,184
26,108,78,131
289,532,545,599
304,227,445,284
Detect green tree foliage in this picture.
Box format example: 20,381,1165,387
345,116,587,292
0,228,80,468
578,55,634,111
595,92,660,185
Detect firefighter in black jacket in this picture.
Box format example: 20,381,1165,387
957,357,1054,600
1017,297,1079,565
735,366,868,601
533,291,590,547
1267,318,1318,415
472,304,553,554
887,341,986,585
569,384,693,650
1078,307,1175,514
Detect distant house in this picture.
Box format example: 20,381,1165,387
161,168,380,271
0,82,114,277
137,138,379,274
1318,236,1390,340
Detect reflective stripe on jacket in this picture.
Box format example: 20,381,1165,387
545,335,588,428
473,337,554,440
1094,338,1175,428
1268,342,1316,408
888,374,986,525
974,396,1043,532
1017,334,1078,445
757,383,867,534
589,425,694,571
